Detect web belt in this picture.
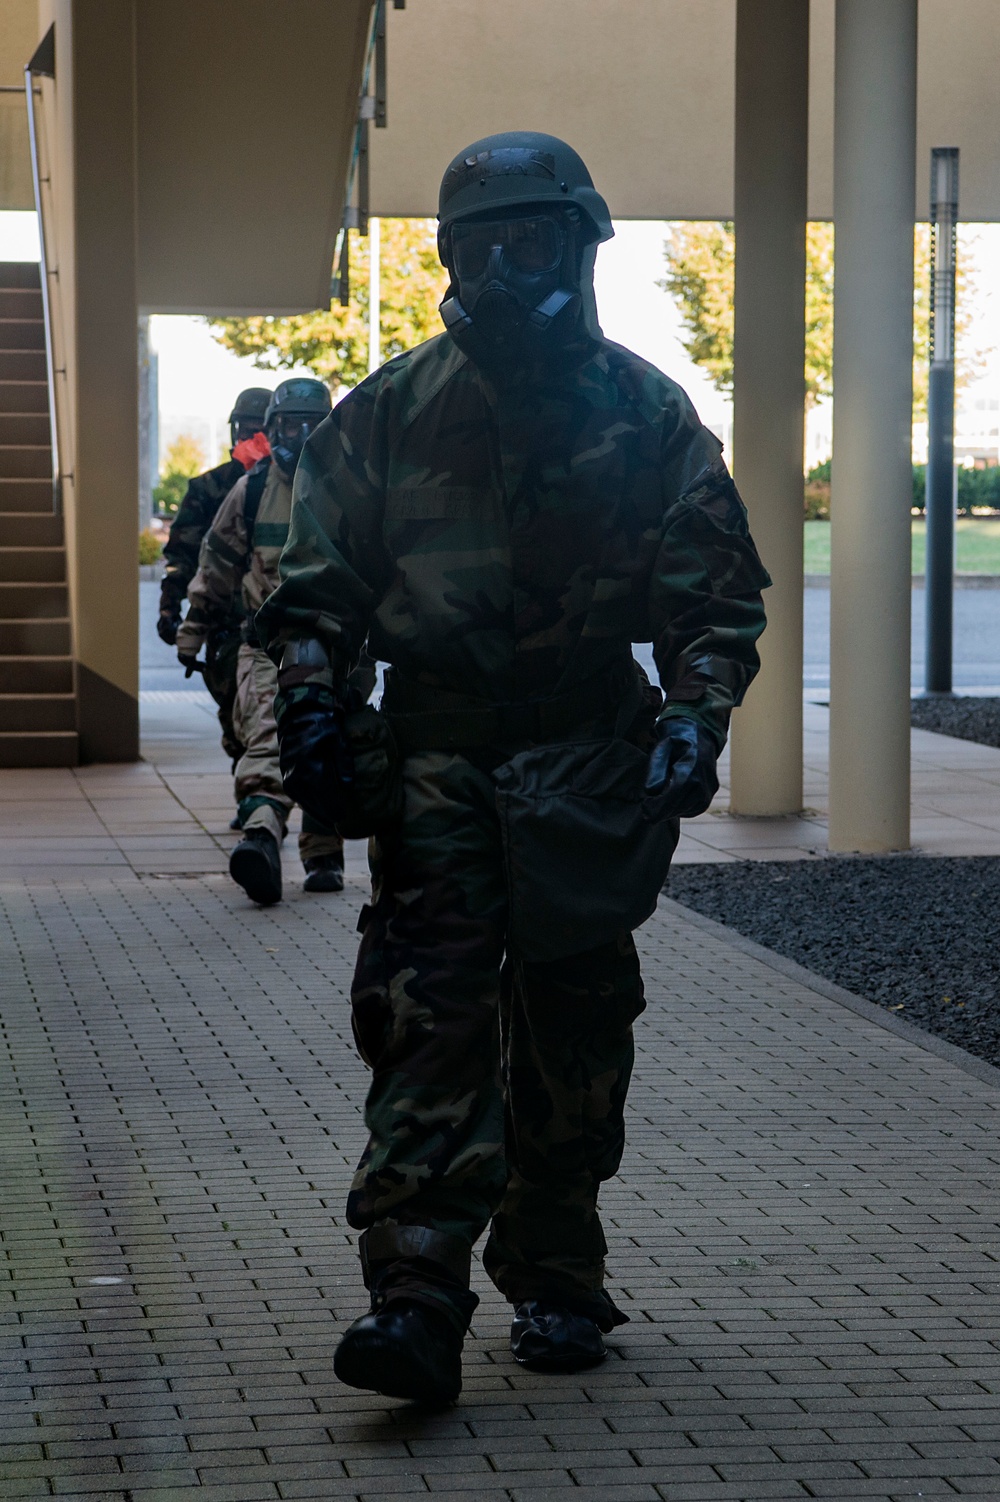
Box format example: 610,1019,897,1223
381,656,639,752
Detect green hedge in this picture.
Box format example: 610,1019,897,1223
805,460,1000,517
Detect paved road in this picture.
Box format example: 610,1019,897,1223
3,870,1000,1500
804,584,1000,694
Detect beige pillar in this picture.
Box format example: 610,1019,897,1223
728,0,809,816
66,0,140,760
828,0,916,852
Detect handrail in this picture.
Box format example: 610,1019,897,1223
22,68,61,514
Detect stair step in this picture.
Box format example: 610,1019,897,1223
0,263,41,290
0,380,48,415
0,478,53,512
0,730,78,768
0,445,53,479
0,581,67,616
0,655,72,693
0,513,62,546
0,351,46,381
0,547,65,583
0,289,43,320
0,413,49,445
0,319,45,351
0,618,71,654
0,693,76,731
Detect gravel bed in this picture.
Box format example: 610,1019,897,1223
911,695,1000,747
667,855,1000,1066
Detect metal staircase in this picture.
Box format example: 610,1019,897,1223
0,260,77,766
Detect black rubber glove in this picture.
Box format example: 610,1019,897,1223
177,652,203,679
277,694,355,828
157,612,181,646
644,716,719,818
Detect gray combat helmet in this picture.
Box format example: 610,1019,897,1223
437,131,613,245
265,378,332,478
263,378,332,429
228,387,272,424
228,387,271,449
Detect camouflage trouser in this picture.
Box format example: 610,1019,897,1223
349,747,645,1329
232,644,342,863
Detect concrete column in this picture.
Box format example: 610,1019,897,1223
728,0,809,816
68,0,140,760
829,0,917,851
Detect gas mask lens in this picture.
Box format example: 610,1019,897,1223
276,416,314,448
451,216,562,280
231,418,263,446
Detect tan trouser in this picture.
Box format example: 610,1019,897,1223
232,643,342,862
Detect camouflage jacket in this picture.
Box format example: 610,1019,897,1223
256,333,770,750
175,459,292,657
159,458,245,618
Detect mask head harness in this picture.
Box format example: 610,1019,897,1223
263,378,332,477
228,386,271,450
437,132,613,369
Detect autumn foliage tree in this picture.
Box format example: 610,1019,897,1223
659,221,982,419
153,434,208,517
207,219,449,392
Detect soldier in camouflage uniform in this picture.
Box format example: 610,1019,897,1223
177,379,346,904
257,132,770,1406
157,387,272,765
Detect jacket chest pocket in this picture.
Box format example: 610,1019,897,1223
383,485,506,553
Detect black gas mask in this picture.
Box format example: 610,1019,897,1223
268,414,319,478
439,208,585,370
230,415,263,449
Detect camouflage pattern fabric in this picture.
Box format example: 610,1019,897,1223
159,458,245,621
350,745,644,1314
176,459,292,658
256,328,769,1315
256,331,770,752
233,643,341,862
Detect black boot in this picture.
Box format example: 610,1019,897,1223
303,854,344,893
334,1297,464,1406
510,1299,607,1371
229,828,282,905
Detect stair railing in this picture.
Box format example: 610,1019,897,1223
13,26,62,514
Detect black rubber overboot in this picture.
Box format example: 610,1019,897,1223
510,1296,624,1371
334,1295,464,1406
335,1229,478,1404
303,854,344,893
229,828,282,905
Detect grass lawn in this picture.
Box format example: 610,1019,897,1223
803,518,1000,575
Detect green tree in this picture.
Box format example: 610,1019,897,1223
206,219,449,391
659,221,983,418
153,434,207,517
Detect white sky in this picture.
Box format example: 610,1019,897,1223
1,210,997,466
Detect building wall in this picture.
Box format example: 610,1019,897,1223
0,0,37,211
135,0,371,315
370,0,1000,222
36,0,141,760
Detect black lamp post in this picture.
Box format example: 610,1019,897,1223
925,146,959,695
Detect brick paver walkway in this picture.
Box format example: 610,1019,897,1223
3,866,1000,1501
